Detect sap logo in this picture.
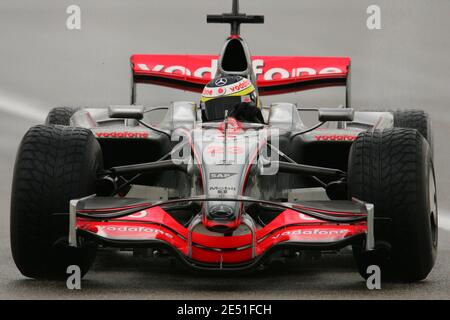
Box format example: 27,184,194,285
209,172,237,180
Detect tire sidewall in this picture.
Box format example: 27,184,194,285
349,129,437,281
10,125,102,279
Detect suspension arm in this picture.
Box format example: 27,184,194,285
276,161,346,178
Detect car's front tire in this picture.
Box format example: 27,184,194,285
348,128,437,282
10,125,102,279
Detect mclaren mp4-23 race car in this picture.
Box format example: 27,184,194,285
11,1,437,282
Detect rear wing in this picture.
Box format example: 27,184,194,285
131,54,351,104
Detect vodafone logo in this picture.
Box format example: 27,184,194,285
128,211,148,219
315,134,357,141
229,79,251,92
95,131,149,139
98,225,173,238
272,229,348,239
135,58,345,82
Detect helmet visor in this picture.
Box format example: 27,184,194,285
203,96,242,121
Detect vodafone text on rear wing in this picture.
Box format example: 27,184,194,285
130,54,351,105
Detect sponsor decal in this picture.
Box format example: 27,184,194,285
95,131,149,139
314,134,357,141
202,78,252,98
210,172,237,179
216,87,225,95
134,57,346,82
209,186,236,193
272,229,348,239
202,88,214,96
228,78,251,93
97,225,173,238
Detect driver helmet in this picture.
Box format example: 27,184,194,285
200,75,259,121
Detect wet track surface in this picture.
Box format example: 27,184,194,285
1,0,450,299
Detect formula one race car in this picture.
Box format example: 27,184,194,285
11,0,437,282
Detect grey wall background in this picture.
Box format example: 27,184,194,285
1,0,449,108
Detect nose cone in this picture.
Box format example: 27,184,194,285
203,204,241,233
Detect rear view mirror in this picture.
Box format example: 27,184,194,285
318,108,354,122
108,105,144,120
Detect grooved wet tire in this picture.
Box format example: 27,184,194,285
45,107,79,125
348,128,438,282
11,125,103,279
393,109,433,155
357,108,433,153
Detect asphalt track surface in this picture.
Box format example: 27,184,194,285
1,0,450,299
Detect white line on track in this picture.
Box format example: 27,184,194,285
0,91,46,122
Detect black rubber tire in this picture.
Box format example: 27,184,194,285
10,125,103,279
348,128,438,282
356,108,433,153
45,107,79,125
392,109,433,155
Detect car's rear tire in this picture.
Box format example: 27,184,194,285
357,108,433,154
348,128,437,282
392,109,433,155
11,125,102,279
45,107,79,125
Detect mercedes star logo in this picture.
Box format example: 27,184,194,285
215,78,228,86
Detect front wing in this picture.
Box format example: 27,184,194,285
68,196,373,270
